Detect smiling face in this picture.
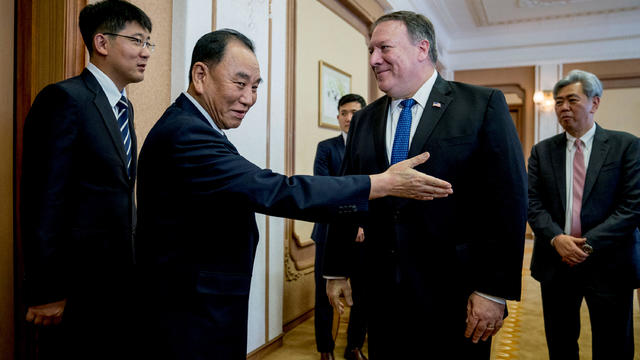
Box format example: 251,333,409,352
555,82,599,138
368,20,432,99
192,41,262,130
97,21,152,90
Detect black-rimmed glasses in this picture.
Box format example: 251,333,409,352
103,33,156,52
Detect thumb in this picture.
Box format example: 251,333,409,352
344,282,354,306
400,152,430,169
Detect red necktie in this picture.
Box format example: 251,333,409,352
571,139,585,237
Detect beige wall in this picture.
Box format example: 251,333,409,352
293,0,369,242
127,0,173,149
0,0,14,358
597,87,640,137
284,0,370,324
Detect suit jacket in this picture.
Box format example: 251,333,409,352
311,134,345,243
325,75,528,306
135,94,371,359
21,69,137,307
528,124,640,290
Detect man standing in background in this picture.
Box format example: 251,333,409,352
325,11,528,359
312,94,368,360
20,1,153,358
528,69,640,359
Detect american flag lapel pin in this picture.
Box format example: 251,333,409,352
432,101,442,108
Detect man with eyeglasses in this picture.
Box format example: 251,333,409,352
20,1,152,358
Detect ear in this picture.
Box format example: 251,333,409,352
590,95,600,114
93,33,109,56
417,39,430,62
190,62,209,95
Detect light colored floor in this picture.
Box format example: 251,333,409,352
265,240,640,359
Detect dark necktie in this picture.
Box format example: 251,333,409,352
390,98,416,165
116,95,132,176
570,139,585,237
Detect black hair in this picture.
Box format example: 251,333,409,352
189,29,255,83
79,0,152,54
338,93,366,110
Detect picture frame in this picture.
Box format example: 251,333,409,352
318,61,352,130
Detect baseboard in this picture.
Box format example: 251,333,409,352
246,333,284,360
283,308,314,333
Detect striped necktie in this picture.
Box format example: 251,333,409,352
116,95,132,176
390,98,416,165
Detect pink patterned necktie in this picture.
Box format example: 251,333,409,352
571,139,585,237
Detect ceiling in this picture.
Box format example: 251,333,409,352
386,0,640,71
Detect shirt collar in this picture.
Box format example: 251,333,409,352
390,70,438,111
183,92,225,136
86,62,126,108
341,131,347,144
566,123,596,148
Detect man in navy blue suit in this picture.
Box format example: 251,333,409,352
528,70,640,359
135,29,453,359
20,1,153,358
325,11,528,359
312,94,369,360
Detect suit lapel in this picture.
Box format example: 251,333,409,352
372,97,392,170
83,70,128,170
408,75,453,158
550,135,567,211
583,125,609,204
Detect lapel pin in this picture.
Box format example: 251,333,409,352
432,101,442,108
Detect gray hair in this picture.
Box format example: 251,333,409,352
553,70,603,99
372,11,438,64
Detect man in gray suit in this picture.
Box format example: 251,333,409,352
528,69,640,359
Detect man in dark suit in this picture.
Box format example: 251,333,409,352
312,94,368,360
324,11,528,359
20,1,153,358
528,69,640,360
135,29,453,360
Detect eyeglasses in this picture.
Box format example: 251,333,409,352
103,33,156,53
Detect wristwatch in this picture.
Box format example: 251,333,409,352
582,243,594,254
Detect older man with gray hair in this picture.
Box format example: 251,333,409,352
528,69,640,359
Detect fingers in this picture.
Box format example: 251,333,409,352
25,309,35,323
400,152,430,168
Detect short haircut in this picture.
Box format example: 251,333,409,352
79,0,152,54
553,69,603,99
371,11,438,64
338,93,366,110
188,29,255,83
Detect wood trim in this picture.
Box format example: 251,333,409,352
282,308,314,333
64,0,86,78
563,59,640,89
211,0,216,30
246,333,284,360
317,0,369,37
264,0,273,343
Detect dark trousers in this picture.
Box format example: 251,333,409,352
364,273,492,360
314,239,367,353
540,279,635,360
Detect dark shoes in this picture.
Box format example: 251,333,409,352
344,348,368,360
320,352,335,360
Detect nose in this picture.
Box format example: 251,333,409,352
239,87,256,107
140,46,152,58
346,112,354,121
369,48,382,68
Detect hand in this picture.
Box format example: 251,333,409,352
464,293,504,343
369,152,453,200
326,278,353,315
26,299,66,326
552,234,589,266
355,227,365,243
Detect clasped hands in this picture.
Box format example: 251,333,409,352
552,234,589,266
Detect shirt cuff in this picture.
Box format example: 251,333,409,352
474,291,506,305
323,276,347,280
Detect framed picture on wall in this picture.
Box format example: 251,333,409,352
318,61,351,129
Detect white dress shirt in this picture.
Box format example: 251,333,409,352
183,92,225,136
86,62,126,119
563,123,596,234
